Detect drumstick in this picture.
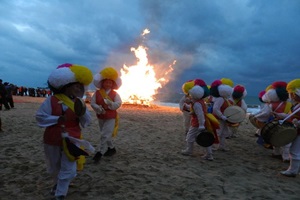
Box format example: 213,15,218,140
279,106,300,125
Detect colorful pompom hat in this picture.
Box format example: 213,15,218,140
221,78,234,88
194,79,210,98
48,63,93,92
263,81,289,102
93,67,122,89
232,85,247,99
287,79,300,96
182,80,195,95
210,79,233,98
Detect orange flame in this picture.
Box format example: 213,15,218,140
117,30,175,105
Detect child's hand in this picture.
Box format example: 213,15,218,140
198,126,205,131
292,118,300,127
221,115,227,121
104,98,113,106
58,115,66,123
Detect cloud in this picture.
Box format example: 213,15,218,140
0,0,299,97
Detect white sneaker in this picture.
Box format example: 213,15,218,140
280,170,297,177
202,154,214,161
181,149,192,156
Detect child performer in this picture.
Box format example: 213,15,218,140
36,63,93,200
263,81,292,162
228,85,247,138
210,79,234,151
91,67,122,164
181,79,219,160
250,90,270,137
179,80,194,134
279,79,300,177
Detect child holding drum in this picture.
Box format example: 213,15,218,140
210,79,234,151
276,79,300,177
181,79,219,161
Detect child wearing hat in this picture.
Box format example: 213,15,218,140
91,67,122,163
36,63,93,200
278,79,300,177
210,79,234,151
263,81,292,162
250,90,271,137
179,80,193,135
227,84,248,138
181,79,219,160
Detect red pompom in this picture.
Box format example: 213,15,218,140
234,85,245,93
272,81,287,89
258,90,266,98
211,80,222,87
194,79,206,87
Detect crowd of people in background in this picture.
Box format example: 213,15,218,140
0,78,53,111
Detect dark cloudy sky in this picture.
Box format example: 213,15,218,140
1,0,300,96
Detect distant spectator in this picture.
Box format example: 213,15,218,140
4,82,14,109
0,79,10,110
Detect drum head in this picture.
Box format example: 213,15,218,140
270,123,297,147
224,106,246,123
74,97,86,117
196,130,215,147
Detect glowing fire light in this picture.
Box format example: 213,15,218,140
117,29,175,105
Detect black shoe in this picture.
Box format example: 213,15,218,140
104,147,116,157
50,184,57,196
92,152,102,163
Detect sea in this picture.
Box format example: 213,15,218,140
152,93,261,114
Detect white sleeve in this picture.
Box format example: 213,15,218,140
108,92,122,110
179,96,185,111
241,100,247,112
193,102,205,126
36,97,60,127
79,109,92,128
213,97,224,118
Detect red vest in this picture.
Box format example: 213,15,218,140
233,99,242,107
95,90,117,119
214,98,233,120
271,101,291,114
191,99,207,127
44,96,81,146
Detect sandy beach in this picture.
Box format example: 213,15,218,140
1,96,300,200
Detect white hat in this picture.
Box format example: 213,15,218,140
93,67,122,89
189,85,204,100
48,63,93,90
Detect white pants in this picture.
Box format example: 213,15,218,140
290,135,300,160
182,111,191,133
44,144,77,197
97,118,116,154
217,120,231,148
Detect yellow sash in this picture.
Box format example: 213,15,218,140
55,94,75,112
55,94,85,170
99,89,119,138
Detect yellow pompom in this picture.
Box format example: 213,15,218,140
100,67,119,81
221,78,234,87
207,85,211,89
287,79,300,93
265,84,273,92
70,65,93,85
182,80,195,94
